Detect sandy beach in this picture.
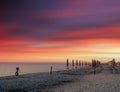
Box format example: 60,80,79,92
51,66,120,92
0,65,120,92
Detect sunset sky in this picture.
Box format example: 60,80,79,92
0,0,120,63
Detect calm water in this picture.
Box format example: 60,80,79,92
0,63,66,77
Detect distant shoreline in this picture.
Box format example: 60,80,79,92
0,63,66,77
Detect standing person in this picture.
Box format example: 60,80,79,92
112,58,117,73
15,67,19,76
112,58,116,67
108,58,117,73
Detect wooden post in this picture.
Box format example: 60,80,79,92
66,58,69,69
72,60,74,69
93,67,96,74
92,59,96,74
50,66,53,75
82,61,83,67
79,60,81,68
76,60,78,69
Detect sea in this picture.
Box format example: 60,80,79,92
0,62,66,77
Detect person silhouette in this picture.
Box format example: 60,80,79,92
15,67,19,76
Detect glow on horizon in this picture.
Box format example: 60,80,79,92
1,38,120,63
